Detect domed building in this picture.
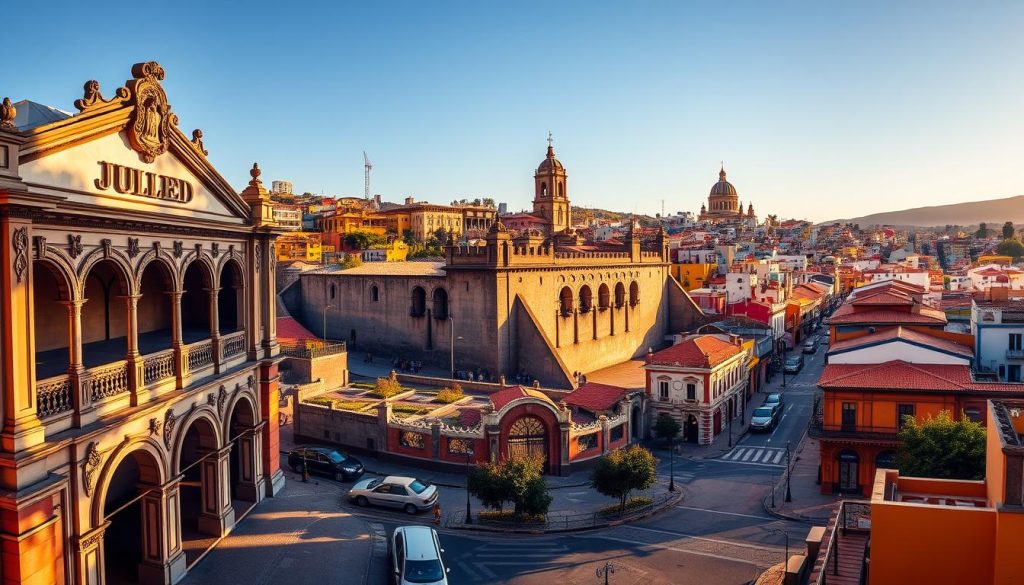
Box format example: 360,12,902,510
698,165,756,223
532,135,571,234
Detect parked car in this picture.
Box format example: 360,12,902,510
784,354,804,373
764,392,784,410
349,476,439,515
287,446,363,481
803,337,819,354
391,525,449,585
749,405,780,432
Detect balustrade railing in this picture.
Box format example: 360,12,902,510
143,349,176,386
87,361,129,402
222,331,246,359
36,375,73,419
186,340,214,372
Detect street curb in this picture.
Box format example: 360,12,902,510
761,426,822,523
446,488,684,535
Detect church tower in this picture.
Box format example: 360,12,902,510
532,134,570,234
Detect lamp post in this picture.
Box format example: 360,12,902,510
464,450,473,524
728,402,733,448
771,529,789,567
668,436,676,492
596,561,615,585
449,316,456,379
785,440,793,503
322,304,333,340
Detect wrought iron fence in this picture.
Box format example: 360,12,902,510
280,340,347,359
444,490,677,531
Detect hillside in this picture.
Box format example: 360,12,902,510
827,195,1024,228
571,206,657,225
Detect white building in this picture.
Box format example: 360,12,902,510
271,179,293,195
972,299,1024,382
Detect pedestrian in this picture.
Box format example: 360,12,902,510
433,502,441,526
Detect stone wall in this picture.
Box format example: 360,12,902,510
294,402,385,453
284,351,348,389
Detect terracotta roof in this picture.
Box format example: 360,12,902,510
647,335,744,369
564,382,628,412
830,303,947,326
489,386,554,412
277,316,319,342
819,361,1024,393
851,290,914,306
828,326,972,359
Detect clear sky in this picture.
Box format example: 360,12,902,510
6,1,1024,221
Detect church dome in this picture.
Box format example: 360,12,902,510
537,144,564,174
710,166,737,197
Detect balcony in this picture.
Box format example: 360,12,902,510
809,500,871,585
1007,349,1024,360
809,417,900,443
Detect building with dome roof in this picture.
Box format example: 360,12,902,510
699,165,757,224
530,135,571,235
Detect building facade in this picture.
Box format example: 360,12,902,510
0,62,284,585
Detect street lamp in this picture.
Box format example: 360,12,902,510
322,304,333,340
449,316,463,379
771,528,789,567
596,561,615,585
464,450,473,524
668,436,676,492
785,440,793,503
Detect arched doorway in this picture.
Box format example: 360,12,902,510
684,414,699,443
32,262,72,381
137,259,174,358
101,447,165,585
630,405,641,440
81,259,131,369
507,416,548,469
227,396,261,506
838,450,860,494
410,286,426,317
217,259,245,334
181,261,213,344
432,287,449,320
177,415,232,566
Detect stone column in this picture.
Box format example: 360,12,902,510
0,217,44,453
207,286,221,374
123,294,143,405
234,423,266,503
559,421,571,476
64,299,90,426
572,309,579,344
196,445,236,537
74,524,105,585
168,291,185,389
599,414,610,454
137,478,187,585
258,362,286,497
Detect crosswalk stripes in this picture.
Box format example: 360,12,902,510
452,540,571,583
720,446,787,466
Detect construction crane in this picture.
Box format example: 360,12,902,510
363,151,373,201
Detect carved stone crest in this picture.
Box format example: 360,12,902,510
247,375,256,391
163,409,177,449
191,129,208,156
68,234,83,259
126,62,174,163
0,98,16,131
127,237,140,258
74,80,129,113
101,238,112,258
229,244,236,258
12,227,28,284
172,240,183,258
211,242,220,258
82,442,102,497
217,385,228,417
207,393,217,408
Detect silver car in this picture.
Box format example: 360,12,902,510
391,526,449,585
348,475,438,515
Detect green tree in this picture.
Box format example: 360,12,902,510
589,446,657,511
653,413,682,445
468,462,513,512
339,253,362,269
343,230,383,251
897,410,985,480
976,222,989,238
468,455,551,516
433,227,449,243
997,238,1024,260
402,229,415,245
1004,221,1016,240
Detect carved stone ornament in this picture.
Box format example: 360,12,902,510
247,375,256,391
229,244,236,258
254,242,261,272
217,385,228,417
82,442,102,497
101,238,112,258
77,531,104,552
12,227,28,284
126,62,175,163
127,237,140,258
172,240,183,258
163,408,177,449
191,129,208,156
74,80,129,113
195,243,203,257
270,245,277,272
149,417,161,437
68,234,83,259
207,393,216,408
0,97,16,131
211,242,220,258
33,235,47,260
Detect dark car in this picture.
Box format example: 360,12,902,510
764,392,784,410
749,405,780,432
784,354,804,374
288,446,364,481
803,337,819,354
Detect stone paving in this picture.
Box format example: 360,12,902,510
765,437,840,523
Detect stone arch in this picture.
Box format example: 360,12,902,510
181,257,216,343
578,285,593,313
34,250,76,301
559,286,574,315
134,249,180,296
91,437,168,527
629,281,640,306
179,252,216,291
432,286,449,320
32,257,77,379
175,406,234,543
171,407,223,472
76,245,134,299
224,391,262,503
597,283,610,310
215,253,247,289
411,286,427,317
218,257,246,334
80,257,133,367
614,282,626,307
137,253,177,356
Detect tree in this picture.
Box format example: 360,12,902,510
343,230,384,251
468,462,513,512
339,253,362,269
976,223,989,238
897,410,985,480
373,376,404,399
402,229,416,245
997,238,1024,260
589,446,657,511
468,455,551,516
1004,221,1016,240
653,413,681,445
433,227,449,243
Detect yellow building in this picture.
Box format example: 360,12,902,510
362,240,410,262
381,208,412,237
670,263,717,291
277,232,323,262
976,255,1013,266
321,209,388,250
408,203,463,242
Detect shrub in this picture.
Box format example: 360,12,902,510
467,454,552,517
477,510,546,524
436,384,465,404
373,376,404,398
307,396,335,408
597,496,653,516
590,446,657,512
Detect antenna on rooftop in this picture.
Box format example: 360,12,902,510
363,151,373,200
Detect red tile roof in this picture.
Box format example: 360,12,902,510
828,326,972,359
564,382,628,412
819,361,1024,393
647,335,743,369
277,316,320,342
829,305,947,326
489,386,554,411
852,290,915,306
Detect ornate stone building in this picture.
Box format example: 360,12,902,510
532,135,571,235
298,145,707,388
0,62,284,584
698,165,757,223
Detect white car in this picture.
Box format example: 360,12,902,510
391,526,449,585
348,475,438,514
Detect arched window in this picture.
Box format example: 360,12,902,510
558,182,564,198
614,283,626,308
370,285,379,302
329,283,336,300
541,183,548,198
411,286,427,317
579,285,593,313
432,287,449,320
559,287,574,316
629,281,639,307
597,283,610,310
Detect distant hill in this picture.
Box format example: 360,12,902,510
572,206,657,225
826,195,1024,228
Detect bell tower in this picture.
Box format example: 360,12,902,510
532,133,570,234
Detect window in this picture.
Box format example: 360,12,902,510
410,286,427,317
329,283,336,300
964,407,983,423
610,425,624,442
686,383,696,401
841,403,856,431
577,433,598,452
658,380,669,401
370,285,379,302
559,287,574,316
897,404,915,429
1010,334,1023,351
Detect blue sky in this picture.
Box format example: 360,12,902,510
6,1,1024,221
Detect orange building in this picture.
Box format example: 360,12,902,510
321,208,388,249
828,280,946,343
0,62,284,584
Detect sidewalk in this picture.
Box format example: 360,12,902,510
348,357,450,380
764,437,839,523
